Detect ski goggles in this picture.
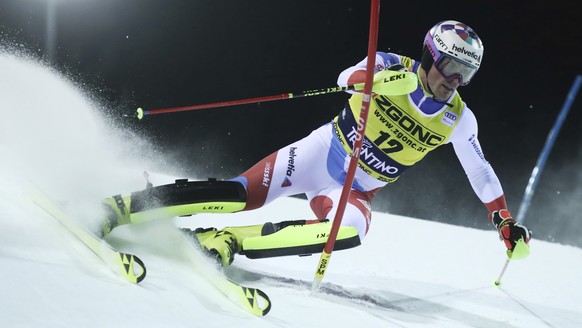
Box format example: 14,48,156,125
434,54,478,86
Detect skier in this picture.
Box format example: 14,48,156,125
103,20,531,267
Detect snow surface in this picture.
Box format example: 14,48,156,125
1,53,581,328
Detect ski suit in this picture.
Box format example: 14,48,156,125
231,52,504,241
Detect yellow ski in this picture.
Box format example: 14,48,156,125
181,233,271,316
206,270,271,316
28,184,146,284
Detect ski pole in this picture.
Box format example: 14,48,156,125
131,86,354,120
493,258,510,287
130,71,416,120
311,0,381,293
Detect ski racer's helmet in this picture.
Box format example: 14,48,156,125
421,20,484,86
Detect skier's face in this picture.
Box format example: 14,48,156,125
427,64,460,100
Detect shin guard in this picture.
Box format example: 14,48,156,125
126,179,246,223
237,220,361,259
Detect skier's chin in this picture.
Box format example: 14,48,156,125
434,84,454,100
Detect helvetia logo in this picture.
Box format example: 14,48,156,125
281,147,297,187
452,44,481,62
281,177,292,187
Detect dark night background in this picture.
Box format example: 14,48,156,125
2,0,581,247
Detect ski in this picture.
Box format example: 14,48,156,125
28,184,146,284
203,265,272,317
180,233,272,316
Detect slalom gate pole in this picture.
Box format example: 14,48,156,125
311,0,381,293
132,85,358,120
494,75,582,287
515,75,582,224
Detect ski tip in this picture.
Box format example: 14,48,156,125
256,288,272,316
236,285,271,316
244,287,271,316
118,252,147,284
132,255,147,284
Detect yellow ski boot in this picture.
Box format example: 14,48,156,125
100,195,131,237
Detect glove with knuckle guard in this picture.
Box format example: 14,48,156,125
490,209,532,258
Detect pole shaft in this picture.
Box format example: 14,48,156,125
140,86,354,117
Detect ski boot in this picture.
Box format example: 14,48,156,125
181,227,239,267
181,224,264,267
100,195,131,237
182,219,362,265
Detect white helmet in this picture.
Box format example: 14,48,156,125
421,20,484,85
